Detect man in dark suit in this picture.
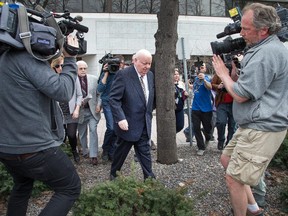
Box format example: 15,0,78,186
109,49,155,180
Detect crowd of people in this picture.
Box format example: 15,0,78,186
0,2,287,216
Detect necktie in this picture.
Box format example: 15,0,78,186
80,77,87,98
140,76,147,101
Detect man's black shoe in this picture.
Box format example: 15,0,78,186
110,174,116,181
72,150,80,163
101,151,109,162
217,142,224,150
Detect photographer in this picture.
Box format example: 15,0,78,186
211,71,236,150
212,3,288,216
97,55,125,161
0,34,81,216
191,63,213,156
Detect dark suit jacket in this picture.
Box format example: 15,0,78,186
109,65,154,142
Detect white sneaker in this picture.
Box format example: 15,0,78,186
197,150,205,156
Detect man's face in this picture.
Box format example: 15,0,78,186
240,10,267,46
134,55,152,76
77,63,88,77
119,61,125,69
199,65,206,73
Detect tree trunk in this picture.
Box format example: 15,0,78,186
104,0,113,13
154,0,179,164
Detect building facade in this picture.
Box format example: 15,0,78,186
47,0,288,76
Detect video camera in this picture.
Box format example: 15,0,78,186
53,10,88,55
99,53,121,74
0,3,89,60
186,58,204,84
210,4,288,65
210,7,245,65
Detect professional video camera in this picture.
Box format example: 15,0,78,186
0,3,89,60
210,4,288,64
53,10,88,55
210,7,245,64
99,53,121,74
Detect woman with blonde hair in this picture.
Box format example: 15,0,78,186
51,55,83,163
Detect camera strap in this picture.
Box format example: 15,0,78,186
17,5,64,61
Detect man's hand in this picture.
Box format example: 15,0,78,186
118,119,129,131
63,34,79,57
197,72,205,80
72,110,79,119
96,105,101,113
212,55,230,79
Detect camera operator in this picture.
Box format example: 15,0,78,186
191,63,213,156
0,34,81,215
211,65,237,150
97,55,125,161
212,3,288,216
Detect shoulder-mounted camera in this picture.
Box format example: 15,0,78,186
0,3,89,60
210,4,288,65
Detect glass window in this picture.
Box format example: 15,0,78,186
44,0,288,18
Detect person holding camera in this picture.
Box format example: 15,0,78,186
191,63,213,156
212,3,288,216
97,55,125,162
211,73,236,150
174,68,188,133
0,34,81,215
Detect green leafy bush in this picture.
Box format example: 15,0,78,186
0,144,72,198
280,177,288,213
0,163,13,196
270,133,288,213
0,163,50,198
73,176,195,216
270,133,288,169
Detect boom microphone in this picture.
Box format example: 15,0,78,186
74,15,83,22
216,32,227,39
60,20,89,33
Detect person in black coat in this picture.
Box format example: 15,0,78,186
109,49,155,180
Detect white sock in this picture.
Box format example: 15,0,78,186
247,203,259,212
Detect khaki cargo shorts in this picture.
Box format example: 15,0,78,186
223,128,287,186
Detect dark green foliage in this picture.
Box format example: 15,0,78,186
73,176,195,216
0,163,13,196
280,177,288,213
0,163,50,197
0,144,72,198
270,134,288,212
270,134,288,169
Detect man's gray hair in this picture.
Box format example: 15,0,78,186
135,49,152,59
243,3,281,35
76,60,88,68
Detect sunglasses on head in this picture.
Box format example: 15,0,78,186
54,64,63,69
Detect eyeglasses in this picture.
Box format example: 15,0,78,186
79,67,87,70
54,64,63,69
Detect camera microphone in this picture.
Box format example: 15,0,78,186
216,32,227,39
61,20,89,33
74,15,83,22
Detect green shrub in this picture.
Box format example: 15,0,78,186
0,163,13,196
0,144,72,198
270,133,288,169
280,177,288,213
73,176,195,216
270,133,288,213
0,163,50,198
